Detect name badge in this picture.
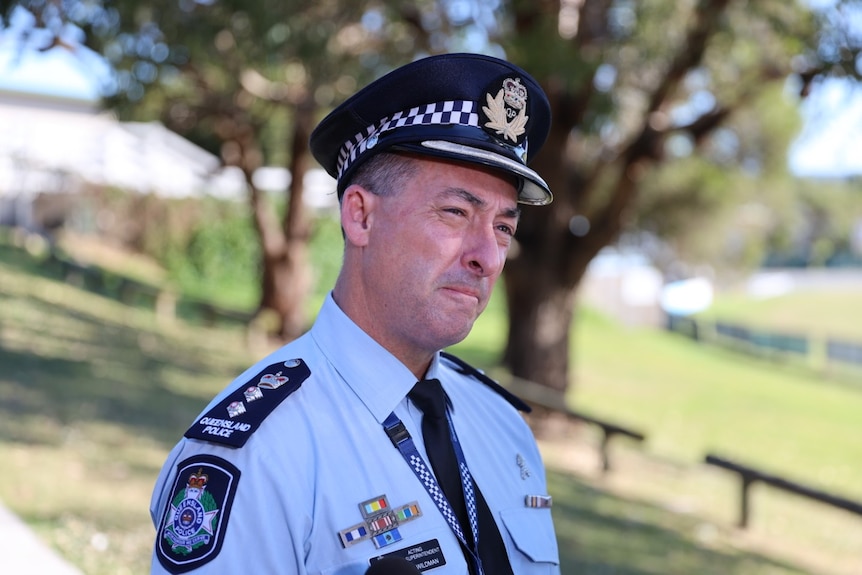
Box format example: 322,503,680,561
370,538,447,573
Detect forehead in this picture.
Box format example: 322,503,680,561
411,157,520,210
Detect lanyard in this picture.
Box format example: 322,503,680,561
383,410,484,575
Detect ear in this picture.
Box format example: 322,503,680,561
340,184,377,247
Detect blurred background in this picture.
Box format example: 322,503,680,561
2,0,862,573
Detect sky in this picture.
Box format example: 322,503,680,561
0,20,860,179
787,78,862,178
0,42,104,102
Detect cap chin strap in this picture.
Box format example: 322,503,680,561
420,140,552,206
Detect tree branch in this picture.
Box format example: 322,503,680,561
582,0,733,255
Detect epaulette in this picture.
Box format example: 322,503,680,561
184,358,311,448
440,352,531,413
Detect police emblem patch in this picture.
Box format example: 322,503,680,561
157,455,241,574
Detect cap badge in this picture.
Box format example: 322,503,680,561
483,77,529,143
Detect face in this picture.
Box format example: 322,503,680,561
350,157,520,361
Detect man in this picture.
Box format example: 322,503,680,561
150,52,560,575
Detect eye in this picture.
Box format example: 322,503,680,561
496,223,516,237
443,207,468,217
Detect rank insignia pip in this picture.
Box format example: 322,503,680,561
156,455,240,574
339,495,422,550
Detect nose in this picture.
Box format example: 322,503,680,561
463,224,507,278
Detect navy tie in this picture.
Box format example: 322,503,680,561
408,379,513,575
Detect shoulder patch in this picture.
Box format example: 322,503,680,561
440,352,531,413
185,358,311,447
156,454,241,574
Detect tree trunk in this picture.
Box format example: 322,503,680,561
260,239,311,340
257,96,315,341
502,82,600,392
503,259,578,394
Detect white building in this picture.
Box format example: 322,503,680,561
0,45,337,231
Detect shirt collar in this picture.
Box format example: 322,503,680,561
310,293,436,423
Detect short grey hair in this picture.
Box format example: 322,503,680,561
343,152,420,198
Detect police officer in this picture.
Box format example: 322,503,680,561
150,52,560,575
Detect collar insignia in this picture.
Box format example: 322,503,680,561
516,453,531,480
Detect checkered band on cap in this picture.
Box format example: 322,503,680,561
336,100,479,180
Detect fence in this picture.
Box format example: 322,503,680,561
705,454,862,528
666,314,862,374
11,236,862,532
501,373,646,473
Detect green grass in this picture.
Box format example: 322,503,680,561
2,236,862,574
571,306,862,498
457,286,862,502
546,467,818,575
454,284,862,574
0,243,255,575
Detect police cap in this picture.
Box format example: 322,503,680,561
309,52,553,205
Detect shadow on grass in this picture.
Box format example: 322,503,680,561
0,288,248,449
0,345,212,448
549,469,817,575
0,240,832,575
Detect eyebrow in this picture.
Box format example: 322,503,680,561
443,187,521,220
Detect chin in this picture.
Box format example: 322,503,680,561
423,305,478,345
432,324,476,350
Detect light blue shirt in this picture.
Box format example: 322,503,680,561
150,294,559,574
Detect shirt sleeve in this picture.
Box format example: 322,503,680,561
150,438,311,575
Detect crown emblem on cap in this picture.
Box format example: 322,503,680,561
483,77,529,143
503,78,528,109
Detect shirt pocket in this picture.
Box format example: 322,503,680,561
320,559,367,575
500,507,560,565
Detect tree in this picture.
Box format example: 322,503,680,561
490,0,862,392
3,0,442,339
7,0,862,392
101,0,430,340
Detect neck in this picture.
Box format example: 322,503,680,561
332,276,434,380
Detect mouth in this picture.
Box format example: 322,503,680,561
442,285,482,302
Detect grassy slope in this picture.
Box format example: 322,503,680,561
572,306,862,497
0,245,254,575
453,285,862,574
568,307,862,573
455,281,862,498
1,240,859,574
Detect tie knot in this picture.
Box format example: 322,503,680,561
409,379,448,419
